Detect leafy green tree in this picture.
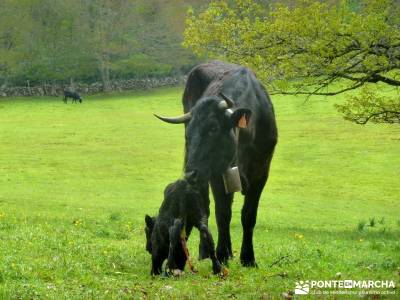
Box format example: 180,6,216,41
0,0,209,88
0,0,31,86
23,0,95,84
0,0,96,86
183,0,400,124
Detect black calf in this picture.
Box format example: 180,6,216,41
145,178,222,276
63,91,82,103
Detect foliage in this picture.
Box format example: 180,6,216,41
336,86,400,124
0,88,399,298
110,54,173,78
0,0,209,87
183,0,400,124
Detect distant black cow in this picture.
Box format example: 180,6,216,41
145,177,222,276
63,91,82,103
155,61,278,267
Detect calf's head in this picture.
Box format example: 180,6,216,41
144,215,155,254
156,95,251,182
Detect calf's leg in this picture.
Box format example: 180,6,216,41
198,223,222,274
151,247,166,275
166,219,184,273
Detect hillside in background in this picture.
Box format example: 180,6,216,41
0,0,210,88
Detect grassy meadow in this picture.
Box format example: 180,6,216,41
0,87,399,299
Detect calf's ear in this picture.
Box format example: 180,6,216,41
145,215,154,229
230,108,252,128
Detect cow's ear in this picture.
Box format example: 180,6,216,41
230,108,252,128
145,215,154,229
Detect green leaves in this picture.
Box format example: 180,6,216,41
183,0,400,124
336,86,400,124
0,0,204,86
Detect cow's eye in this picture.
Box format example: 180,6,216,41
208,125,218,135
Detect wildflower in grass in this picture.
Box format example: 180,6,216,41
294,233,304,239
126,222,133,231
0,211,5,219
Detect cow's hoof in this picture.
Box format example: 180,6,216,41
217,254,230,265
212,263,222,275
215,266,229,278
217,247,232,265
199,250,210,260
162,269,172,278
241,259,258,268
172,269,185,277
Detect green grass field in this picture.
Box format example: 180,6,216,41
0,87,399,299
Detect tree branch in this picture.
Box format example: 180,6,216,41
368,74,400,86
354,110,400,125
270,81,364,96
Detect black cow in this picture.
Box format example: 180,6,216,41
145,177,222,276
155,61,278,267
63,90,82,103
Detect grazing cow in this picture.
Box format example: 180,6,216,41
145,177,222,276
155,61,278,267
63,90,82,103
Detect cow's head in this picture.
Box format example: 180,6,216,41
155,94,251,182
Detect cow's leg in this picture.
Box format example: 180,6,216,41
240,154,273,267
198,223,222,274
210,175,233,264
198,183,211,260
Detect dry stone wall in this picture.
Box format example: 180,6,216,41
0,77,184,97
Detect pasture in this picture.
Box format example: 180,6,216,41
0,87,399,299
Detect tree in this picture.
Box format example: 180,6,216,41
23,0,95,84
183,0,400,124
0,0,31,86
0,0,96,86
0,0,209,88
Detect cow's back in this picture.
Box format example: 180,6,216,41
182,61,239,113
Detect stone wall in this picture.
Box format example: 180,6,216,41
0,77,184,97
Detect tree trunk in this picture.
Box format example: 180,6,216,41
100,59,111,92
70,77,75,91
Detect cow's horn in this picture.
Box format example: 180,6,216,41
218,101,228,110
154,112,192,124
220,93,235,108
